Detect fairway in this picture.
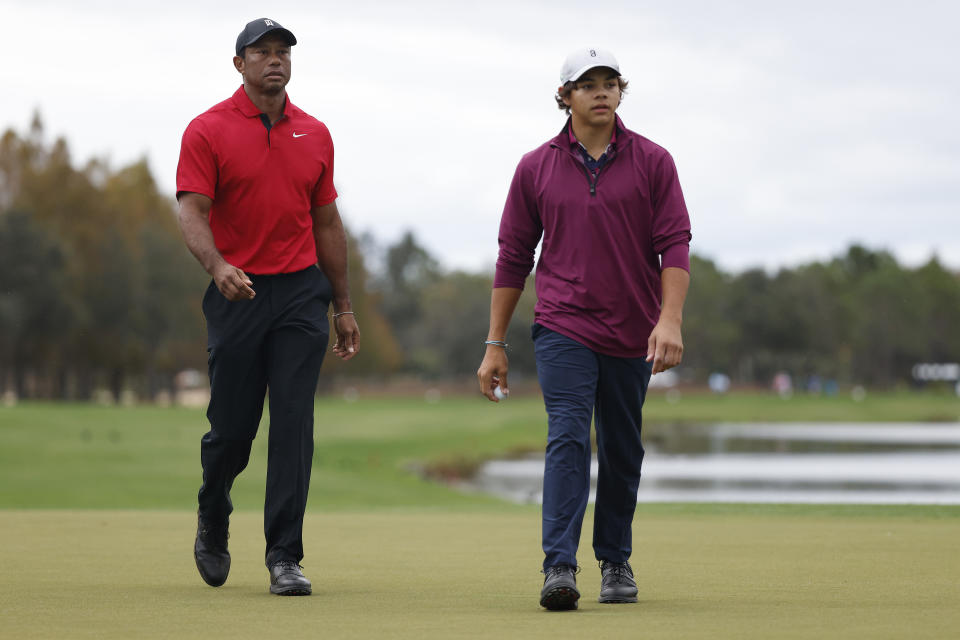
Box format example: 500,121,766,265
2,397,959,638
1,509,958,639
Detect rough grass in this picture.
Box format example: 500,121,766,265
1,391,957,510
1,509,958,639
642,388,960,423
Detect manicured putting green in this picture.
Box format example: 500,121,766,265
2,509,957,639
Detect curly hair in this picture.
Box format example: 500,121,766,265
555,77,629,115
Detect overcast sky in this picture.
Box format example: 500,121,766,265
5,0,958,273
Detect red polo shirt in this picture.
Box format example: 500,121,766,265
176,85,338,274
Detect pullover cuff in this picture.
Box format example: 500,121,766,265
660,243,690,272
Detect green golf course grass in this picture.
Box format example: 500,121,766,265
1,391,958,510
1,392,958,637
2,509,958,639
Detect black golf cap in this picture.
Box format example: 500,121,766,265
235,18,297,56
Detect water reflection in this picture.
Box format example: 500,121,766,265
469,423,960,505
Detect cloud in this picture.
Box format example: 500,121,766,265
3,0,958,273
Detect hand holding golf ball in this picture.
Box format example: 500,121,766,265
488,373,509,402
477,349,509,402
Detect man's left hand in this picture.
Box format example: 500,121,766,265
646,319,683,375
332,314,360,361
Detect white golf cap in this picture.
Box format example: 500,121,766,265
560,47,620,84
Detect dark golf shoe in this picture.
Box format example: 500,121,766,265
540,564,580,611
269,560,312,596
194,515,230,587
598,560,637,603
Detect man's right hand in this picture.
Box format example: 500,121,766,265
477,346,509,402
213,262,255,301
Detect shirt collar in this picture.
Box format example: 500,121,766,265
231,85,291,118
566,118,619,154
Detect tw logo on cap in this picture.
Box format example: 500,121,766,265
264,19,274,26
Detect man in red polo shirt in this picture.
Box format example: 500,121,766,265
176,17,360,596
477,47,691,610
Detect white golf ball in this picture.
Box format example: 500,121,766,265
494,386,508,401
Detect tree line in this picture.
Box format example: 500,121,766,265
1,117,958,400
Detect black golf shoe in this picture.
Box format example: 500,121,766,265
269,560,312,596
598,560,637,603
194,514,230,587
540,564,580,610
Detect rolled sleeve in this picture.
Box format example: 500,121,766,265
650,150,692,270
494,160,542,290
660,242,690,272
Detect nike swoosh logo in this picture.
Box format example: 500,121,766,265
292,132,307,138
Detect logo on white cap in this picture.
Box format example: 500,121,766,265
560,47,620,84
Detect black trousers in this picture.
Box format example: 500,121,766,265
198,266,331,566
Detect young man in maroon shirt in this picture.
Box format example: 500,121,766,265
176,18,360,596
477,47,692,610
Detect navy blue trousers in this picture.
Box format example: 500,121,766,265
533,323,652,569
198,266,331,566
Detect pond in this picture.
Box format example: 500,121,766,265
466,423,960,505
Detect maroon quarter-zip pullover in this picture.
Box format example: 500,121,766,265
494,116,692,357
